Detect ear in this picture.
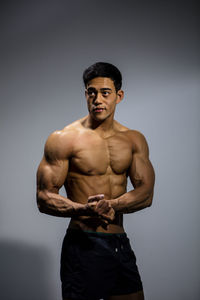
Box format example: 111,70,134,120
116,90,124,104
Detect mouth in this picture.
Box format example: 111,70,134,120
93,107,105,113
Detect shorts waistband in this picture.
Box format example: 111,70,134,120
67,228,127,238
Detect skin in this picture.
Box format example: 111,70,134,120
37,77,155,300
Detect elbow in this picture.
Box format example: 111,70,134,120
145,191,154,208
37,201,45,213
36,191,47,213
146,200,152,208
141,199,152,210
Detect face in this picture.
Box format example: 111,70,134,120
85,77,124,122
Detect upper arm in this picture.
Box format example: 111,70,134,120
129,131,155,192
37,130,73,195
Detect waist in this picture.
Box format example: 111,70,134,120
69,216,124,234
66,227,127,240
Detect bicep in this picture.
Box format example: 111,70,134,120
37,130,72,194
129,133,155,190
129,154,155,189
37,157,69,194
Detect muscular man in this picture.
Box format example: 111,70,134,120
37,62,155,300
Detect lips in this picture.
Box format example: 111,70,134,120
93,107,105,113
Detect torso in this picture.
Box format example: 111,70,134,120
63,118,134,233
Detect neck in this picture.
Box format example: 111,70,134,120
84,115,115,137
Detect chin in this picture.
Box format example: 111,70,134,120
93,115,106,122
90,112,106,120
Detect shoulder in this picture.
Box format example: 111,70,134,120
127,129,147,142
127,130,149,155
44,120,81,161
114,121,149,154
116,123,149,155
114,121,147,142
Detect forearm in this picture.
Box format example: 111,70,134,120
109,185,153,214
37,190,92,218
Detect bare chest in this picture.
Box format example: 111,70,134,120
69,132,133,175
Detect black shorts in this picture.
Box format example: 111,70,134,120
60,229,143,300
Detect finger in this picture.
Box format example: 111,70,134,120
96,202,110,215
102,213,113,220
96,199,108,209
100,213,112,221
101,209,115,221
88,194,104,203
87,201,98,210
98,208,109,216
101,219,109,230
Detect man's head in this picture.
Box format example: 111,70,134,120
83,63,124,122
83,62,122,92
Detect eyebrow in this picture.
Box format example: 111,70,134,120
86,87,112,92
100,88,112,91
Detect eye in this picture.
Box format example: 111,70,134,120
102,91,110,96
88,91,96,97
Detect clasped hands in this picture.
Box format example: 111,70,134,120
86,194,115,229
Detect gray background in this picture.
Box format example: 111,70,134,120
0,0,199,299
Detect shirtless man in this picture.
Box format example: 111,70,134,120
37,62,155,300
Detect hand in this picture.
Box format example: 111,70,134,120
87,194,115,223
88,194,105,203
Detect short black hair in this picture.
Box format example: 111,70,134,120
83,62,122,92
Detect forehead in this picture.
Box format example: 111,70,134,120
86,77,115,90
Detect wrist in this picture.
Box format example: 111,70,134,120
74,202,98,216
108,199,119,210
73,202,88,215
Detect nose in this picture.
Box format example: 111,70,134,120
93,92,102,105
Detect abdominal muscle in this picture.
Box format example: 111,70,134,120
65,171,127,233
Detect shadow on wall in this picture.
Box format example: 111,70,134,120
0,239,55,300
